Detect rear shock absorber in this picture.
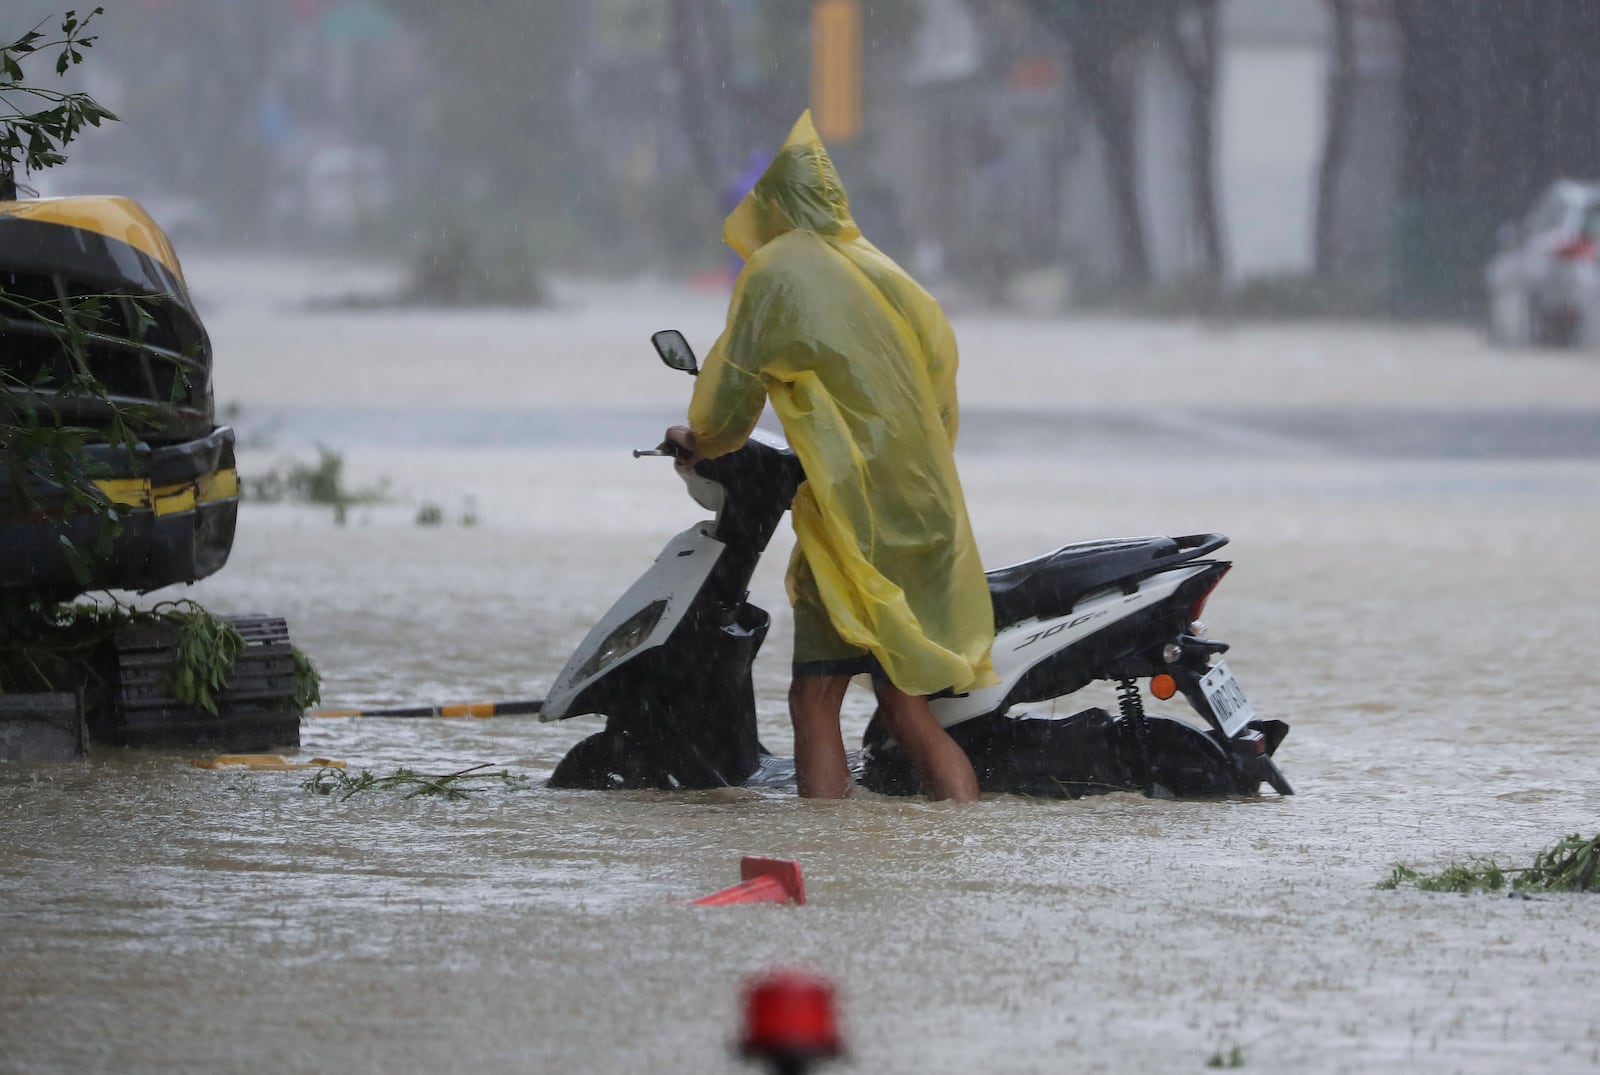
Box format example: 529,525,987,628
1115,677,1161,798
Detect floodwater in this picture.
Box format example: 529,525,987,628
4,257,1600,1074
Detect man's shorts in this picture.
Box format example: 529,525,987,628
790,553,882,680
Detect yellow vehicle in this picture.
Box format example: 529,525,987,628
1,194,238,599
2,195,301,755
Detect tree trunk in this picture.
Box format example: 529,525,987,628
1071,40,1152,288
1165,0,1227,285
669,0,735,189
1314,0,1356,276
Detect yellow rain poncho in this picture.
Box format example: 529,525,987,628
688,112,996,696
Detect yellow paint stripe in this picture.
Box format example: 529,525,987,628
94,477,152,509
196,468,238,503
91,466,235,515
153,484,196,516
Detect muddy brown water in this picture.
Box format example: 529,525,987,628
3,261,1599,1073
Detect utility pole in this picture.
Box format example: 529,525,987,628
811,0,862,144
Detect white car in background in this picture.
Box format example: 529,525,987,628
1486,179,1600,348
303,143,394,235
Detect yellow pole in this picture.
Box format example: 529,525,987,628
811,0,862,143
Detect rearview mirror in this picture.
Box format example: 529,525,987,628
651,329,699,375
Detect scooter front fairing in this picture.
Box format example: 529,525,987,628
544,428,803,790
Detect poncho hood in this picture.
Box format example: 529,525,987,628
722,111,862,260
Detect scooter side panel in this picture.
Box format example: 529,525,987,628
930,565,1208,728
540,523,725,721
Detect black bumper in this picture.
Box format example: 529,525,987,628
0,426,239,597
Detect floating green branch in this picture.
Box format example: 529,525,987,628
1521,833,1600,892
1378,861,1507,893
1379,833,1600,894
301,763,528,801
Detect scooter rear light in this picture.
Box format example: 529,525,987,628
1189,566,1230,622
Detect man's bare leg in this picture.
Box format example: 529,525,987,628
877,683,979,802
789,674,854,799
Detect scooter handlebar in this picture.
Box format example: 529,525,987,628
634,443,690,460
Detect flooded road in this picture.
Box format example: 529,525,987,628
4,258,1600,1074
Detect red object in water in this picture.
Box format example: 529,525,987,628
692,856,807,906
739,967,843,1066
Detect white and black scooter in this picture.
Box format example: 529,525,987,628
540,331,1292,799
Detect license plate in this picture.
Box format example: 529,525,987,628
1200,660,1256,737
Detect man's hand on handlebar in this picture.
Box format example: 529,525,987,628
661,425,703,470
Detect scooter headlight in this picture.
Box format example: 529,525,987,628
575,599,667,681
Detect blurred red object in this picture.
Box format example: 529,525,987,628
739,967,843,1071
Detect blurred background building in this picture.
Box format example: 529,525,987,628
9,0,1599,319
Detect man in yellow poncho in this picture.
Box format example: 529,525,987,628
664,112,995,801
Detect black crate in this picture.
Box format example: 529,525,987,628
105,614,303,751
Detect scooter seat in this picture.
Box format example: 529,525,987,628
986,534,1224,629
